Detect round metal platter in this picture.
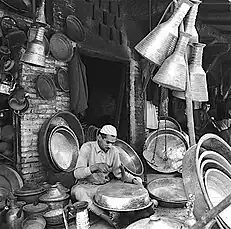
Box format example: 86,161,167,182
114,139,144,176
143,128,188,173
0,165,23,192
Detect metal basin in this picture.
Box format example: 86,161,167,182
114,139,144,176
205,168,231,227
198,150,231,175
147,177,187,208
182,134,231,229
94,182,151,212
144,128,189,173
199,159,231,229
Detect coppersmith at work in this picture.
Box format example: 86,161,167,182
71,124,142,227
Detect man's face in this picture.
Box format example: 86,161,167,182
98,134,117,152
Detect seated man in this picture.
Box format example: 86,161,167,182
194,102,214,141
71,124,142,228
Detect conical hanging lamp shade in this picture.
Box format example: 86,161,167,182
189,42,208,102
152,32,191,91
135,0,193,66
173,42,208,102
20,27,46,67
184,0,201,44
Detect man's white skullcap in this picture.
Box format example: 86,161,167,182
100,125,117,137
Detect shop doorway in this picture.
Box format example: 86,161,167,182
81,55,129,141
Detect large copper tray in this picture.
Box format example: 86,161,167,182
48,125,79,172
94,182,151,212
114,139,144,176
147,177,187,208
143,128,189,173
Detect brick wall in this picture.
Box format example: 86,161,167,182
19,60,69,183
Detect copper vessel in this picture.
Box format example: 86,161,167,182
172,42,208,101
35,0,47,26
189,42,208,101
152,32,191,91
135,0,193,66
185,0,201,61
184,0,201,44
5,196,25,229
21,26,46,67
39,184,70,210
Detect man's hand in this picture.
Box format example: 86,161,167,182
90,163,112,173
132,177,143,186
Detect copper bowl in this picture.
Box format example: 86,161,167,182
147,177,187,208
182,134,231,228
205,168,231,227
21,214,46,229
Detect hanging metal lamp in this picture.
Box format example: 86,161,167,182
20,27,46,67
135,0,193,66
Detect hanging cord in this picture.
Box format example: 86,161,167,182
151,86,165,164
163,117,168,161
150,0,176,164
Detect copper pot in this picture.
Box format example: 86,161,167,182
39,184,70,210
14,183,46,204
23,202,49,218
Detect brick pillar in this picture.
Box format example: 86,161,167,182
19,60,70,184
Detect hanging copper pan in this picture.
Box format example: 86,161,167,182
50,33,73,63
55,68,69,93
143,128,189,173
36,74,56,100
65,15,85,42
